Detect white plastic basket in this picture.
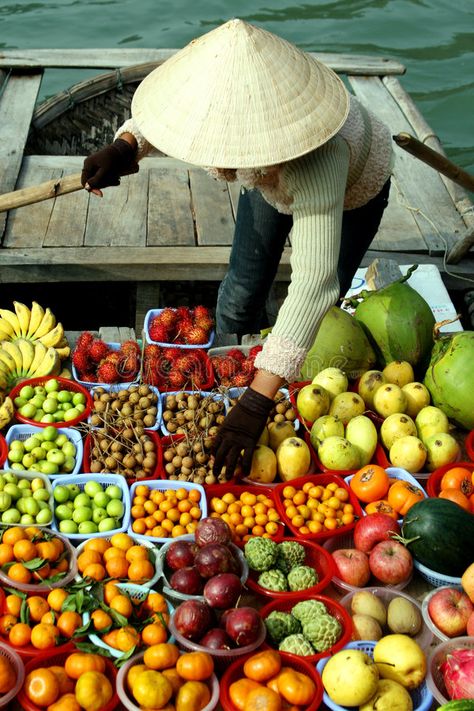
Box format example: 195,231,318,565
128,479,207,543
426,635,474,706
4,423,83,479
0,641,25,708
145,308,215,349
50,472,131,541
88,382,162,431
413,559,463,588
116,648,219,711
156,533,249,605
316,640,433,711
421,585,466,642
159,390,227,436
339,585,433,650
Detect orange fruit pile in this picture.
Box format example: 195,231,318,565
281,481,355,534
76,533,155,583
130,484,203,538
208,490,281,544
0,526,69,585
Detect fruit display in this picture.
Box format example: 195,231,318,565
5,424,80,477
11,376,92,427
146,305,214,346
84,426,160,480
52,477,129,537
209,345,261,387
72,334,140,384
0,526,76,591
206,486,282,544
17,648,118,710
130,482,205,540
262,596,351,659
142,344,213,390
348,464,426,520
75,533,157,585
90,383,159,430
159,518,247,600
0,471,53,526
118,645,218,711
274,476,359,538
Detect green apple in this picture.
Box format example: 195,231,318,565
74,403,86,414
66,484,80,498
72,506,92,524
63,457,76,473
23,498,40,517
30,395,46,409
2,509,21,524
61,442,77,459
37,460,59,476
106,499,124,519
84,481,103,498
59,519,78,534
17,478,30,490
42,398,58,414
3,473,18,484
23,436,41,452
9,441,23,452
47,449,66,466
20,514,35,525
40,414,56,424
0,492,12,512
57,391,72,403
8,449,24,464
4,483,20,500
55,434,68,448
55,503,73,521
9,463,25,471
93,491,110,509
36,507,52,525
92,507,108,524
74,493,91,509
42,425,59,442
63,408,80,422
54,485,70,504
31,477,45,492
78,520,98,534
98,517,118,533
33,488,50,503
19,385,35,400
18,403,37,419
34,386,46,397
22,453,37,469
0,475,5,490
31,446,47,461
72,392,86,406
105,485,122,500
44,379,59,393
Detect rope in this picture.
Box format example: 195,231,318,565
115,68,124,91
421,133,439,144
64,88,75,110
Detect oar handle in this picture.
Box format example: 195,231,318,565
393,132,474,193
0,172,84,213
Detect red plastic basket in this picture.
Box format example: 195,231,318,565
273,473,363,542
83,428,164,481
259,593,353,663
245,536,335,599
0,433,6,467
219,645,323,711
205,483,286,544
9,376,93,428
426,460,474,497
375,442,391,468
17,645,119,711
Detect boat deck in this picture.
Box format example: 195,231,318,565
0,49,473,330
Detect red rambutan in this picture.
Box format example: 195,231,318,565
96,361,119,384
119,352,139,380
148,322,171,344
120,340,141,355
184,326,208,345
194,316,214,333
249,345,263,359
193,305,212,319
232,372,253,387
89,339,111,364
215,357,240,379
167,369,187,389
241,357,256,375
162,347,181,362
175,353,196,376
75,331,95,351
80,372,97,383
226,349,245,362
158,307,178,328
72,349,91,373
176,306,191,321
144,344,162,359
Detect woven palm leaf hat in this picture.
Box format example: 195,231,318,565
132,18,350,168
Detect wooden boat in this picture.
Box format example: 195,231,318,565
0,48,473,331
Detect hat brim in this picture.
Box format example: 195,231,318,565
132,19,350,168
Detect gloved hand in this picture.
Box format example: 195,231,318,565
81,138,139,190
213,387,275,479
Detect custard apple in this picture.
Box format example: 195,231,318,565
265,611,301,644
258,568,288,592
291,599,328,626
279,633,315,657
287,565,318,591
302,613,342,652
275,541,306,574
244,537,278,572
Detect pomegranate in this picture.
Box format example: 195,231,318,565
199,628,234,650
170,567,203,595
441,647,474,699
195,543,234,579
165,540,196,571
224,607,263,647
195,517,233,547
173,599,213,641
203,573,242,609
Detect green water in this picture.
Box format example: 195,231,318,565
1,0,473,173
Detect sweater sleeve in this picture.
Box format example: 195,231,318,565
114,118,154,160
254,137,350,382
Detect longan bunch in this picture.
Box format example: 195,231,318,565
88,427,158,480
161,392,226,436
91,384,159,429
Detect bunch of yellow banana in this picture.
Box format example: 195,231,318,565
0,339,61,392
0,393,14,429
0,301,70,359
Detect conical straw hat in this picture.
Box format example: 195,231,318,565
132,19,350,168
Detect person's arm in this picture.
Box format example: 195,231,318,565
213,138,350,478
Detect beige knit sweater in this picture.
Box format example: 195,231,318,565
116,95,393,382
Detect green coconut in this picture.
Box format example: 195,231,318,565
424,330,474,430
299,306,377,381
352,267,435,369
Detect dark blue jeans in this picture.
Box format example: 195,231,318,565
216,179,391,338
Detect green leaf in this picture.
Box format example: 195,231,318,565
61,594,78,613
75,588,85,613
3,587,26,600
74,641,113,658
22,557,47,571
45,572,67,584
115,644,138,668
20,599,30,626
73,619,92,637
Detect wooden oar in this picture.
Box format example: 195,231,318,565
0,172,83,213
393,132,474,193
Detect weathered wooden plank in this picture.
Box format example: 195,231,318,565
84,171,149,247
189,169,235,245
44,184,89,248
99,326,136,342
348,75,464,254
0,71,42,236
370,177,426,251
3,165,59,248
147,167,195,246
0,49,406,75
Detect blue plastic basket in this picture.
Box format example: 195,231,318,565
160,390,227,436
144,308,215,349
316,640,433,711
0,469,54,527
3,423,83,479
72,342,140,388
50,472,131,541
88,382,162,431
83,583,175,659
128,479,207,543
413,559,462,588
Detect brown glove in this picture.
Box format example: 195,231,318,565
213,387,275,478
81,138,139,189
